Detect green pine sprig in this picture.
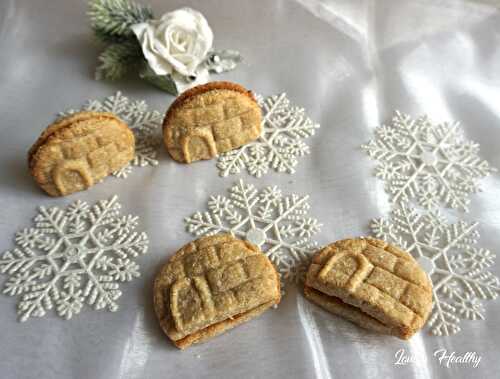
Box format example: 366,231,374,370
95,41,144,80
88,0,153,43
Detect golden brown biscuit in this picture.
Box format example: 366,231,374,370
304,237,432,339
163,81,262,163
154,234,281,349
29,111,135,196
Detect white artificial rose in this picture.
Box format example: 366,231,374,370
131,8,213,77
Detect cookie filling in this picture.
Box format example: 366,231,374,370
172,299,277,348
304,285,413,338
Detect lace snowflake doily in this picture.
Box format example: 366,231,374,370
184,180,321,292
217,93,320,178
0,196,149,321
61,91,162,178
371,204,499,336
362,111,496,212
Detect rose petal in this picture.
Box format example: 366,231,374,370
132,22,173,76
132,7,213,77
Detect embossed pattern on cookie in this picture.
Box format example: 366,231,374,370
29,111,135,196
154,234,281,349
304,237,433,339
163,81,262,163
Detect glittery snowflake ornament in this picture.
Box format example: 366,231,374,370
0,196,149,321
217,93,320,177
362,111,496,212
61,91,162,178
371,204,499,336
185,180,321,290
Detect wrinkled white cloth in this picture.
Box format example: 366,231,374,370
0,1,500,379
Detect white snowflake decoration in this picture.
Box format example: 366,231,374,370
0,196,149,321
362,111,496,212
217,93,320,177
371,204,499,336
60,91,162,178
185,180,321,290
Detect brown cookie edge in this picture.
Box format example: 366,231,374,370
153,234,281,349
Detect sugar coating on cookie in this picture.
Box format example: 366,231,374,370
304,237,433,339
29,111,135,196
163,81,262,163
153,234,281,349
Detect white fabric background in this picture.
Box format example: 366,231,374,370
1,0,500,378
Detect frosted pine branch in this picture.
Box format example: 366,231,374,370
95,41,143,80
89,0,153,43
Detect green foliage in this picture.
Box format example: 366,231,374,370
139,63,178,95
88,0,153,43
95,41,143,80
89,0,151,80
